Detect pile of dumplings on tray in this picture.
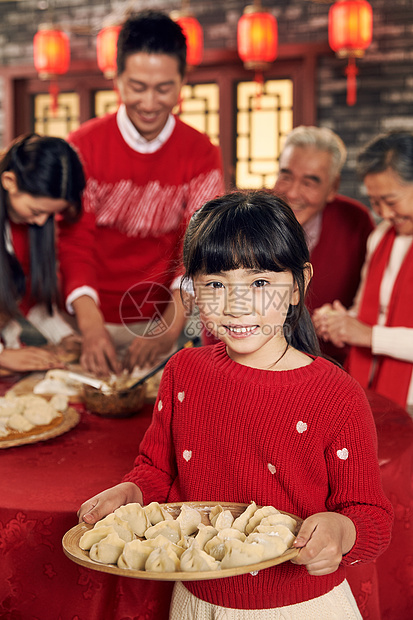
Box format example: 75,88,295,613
79,501,299,573
0,393,68,438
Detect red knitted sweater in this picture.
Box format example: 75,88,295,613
58,113,224,323
123,342,393,609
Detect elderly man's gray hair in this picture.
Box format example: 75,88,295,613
282,126,347,180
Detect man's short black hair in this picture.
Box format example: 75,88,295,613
117,10,187,78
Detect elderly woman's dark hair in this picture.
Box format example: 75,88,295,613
0,133,86,317
182,190,320,357
357,130,413,183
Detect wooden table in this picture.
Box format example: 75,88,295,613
0,375,412,620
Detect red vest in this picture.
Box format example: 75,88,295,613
347,226,413,408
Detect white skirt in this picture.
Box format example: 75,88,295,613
169,580,362,620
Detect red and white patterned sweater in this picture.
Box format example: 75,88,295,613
123,342,393,609
58,114,224,323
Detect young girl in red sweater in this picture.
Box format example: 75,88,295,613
78,191,392,619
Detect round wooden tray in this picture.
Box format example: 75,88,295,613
62,501,301,581
0,407,80,449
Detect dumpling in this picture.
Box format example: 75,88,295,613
193,524,218,549
217,528,246,542
246,532,288,559
254,524,295,547
24,401,58,425
144,501,174,525
221,538,266,569
94,513,134,542
144,519,181,544
176,504,202,536
89,531,125,564
145,546,180,572
245,506,279,534
117,538,156,570
209,506,234,531
204,536,226,561
49,393,69,412
7,413,34,432
180,546,220,571
259,513,297,532
114,503,151,537
0,398,22,417
79,525,116,550
232,501,258,533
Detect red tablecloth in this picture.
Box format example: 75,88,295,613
0,378,412,620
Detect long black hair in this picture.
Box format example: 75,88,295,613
0,133,85,317
182,190,321,356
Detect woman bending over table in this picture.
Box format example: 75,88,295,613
0,133,85,373
313,131,413,410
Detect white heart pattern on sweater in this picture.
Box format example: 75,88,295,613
183,450,192,462
178,391,185,403
296,421,307,433
267,463,276,474
157,400,163,411
337,448,349,460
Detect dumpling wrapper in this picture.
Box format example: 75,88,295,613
217,528,246,542
144,501,174,525
180,546,220,572
24,401,58,425
114,502,151,537
221,538,266,569
246,532,288,559
7,413,34,432
245,506,279,534
255,524,296,547
145,546,180,572
79,525,116,550
232,501,257,533
49,393,69,412
212,509,234,531
94,513,134,542
259,514,297,532
144,519,181,544
89,531,125,564
193,524,218,550
118,538,155,570
204,535,226,561
176,504,202,536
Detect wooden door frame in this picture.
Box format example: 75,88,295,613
0,42,331,188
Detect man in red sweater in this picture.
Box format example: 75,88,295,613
274,126,374,364
58,10,224,375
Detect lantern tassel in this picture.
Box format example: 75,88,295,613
254,71,264,110
49,81,59,116
345,57,359,107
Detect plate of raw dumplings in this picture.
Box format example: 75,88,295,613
62,501,302,581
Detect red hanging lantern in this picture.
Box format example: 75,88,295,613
237,2,278,72
328,0,373,106
97,25,121,79
175,15,203,67
237,1,277,105
33,25,70,114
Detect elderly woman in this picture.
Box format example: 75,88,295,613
313,131,413,411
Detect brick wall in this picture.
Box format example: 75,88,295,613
0,0,412,205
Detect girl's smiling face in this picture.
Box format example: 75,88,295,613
194,268,299,369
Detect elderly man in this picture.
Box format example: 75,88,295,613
274,125,374,363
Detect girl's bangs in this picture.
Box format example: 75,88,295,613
195,226,285,275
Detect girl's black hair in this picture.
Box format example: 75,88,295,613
182,190,321,357
0,133,86,317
